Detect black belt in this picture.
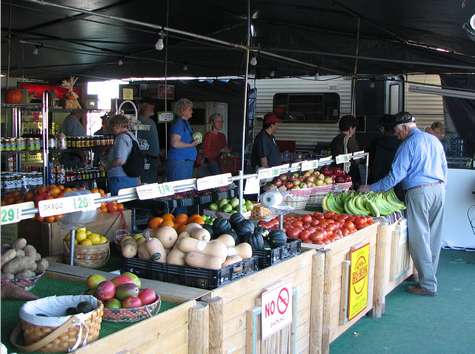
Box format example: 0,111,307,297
406,181,443,192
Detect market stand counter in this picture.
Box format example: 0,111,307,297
202,249,316,354
2,262,210,354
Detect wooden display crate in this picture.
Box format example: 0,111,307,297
203,250,316,354
46,262,210,354
19,210,131,257
303,223,379,354
373,218,413,318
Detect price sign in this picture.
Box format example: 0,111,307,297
301,159,319,171
158,112,174,123
352,151,366,160
290,162,302,172
38,193,100,217
276,164,290,175
0,202,35,225
319,156,333,166
336,153,352,164
244,176,260,195
136,183,175,200
196,173,232,191
348,243,370,320
261,282,293,339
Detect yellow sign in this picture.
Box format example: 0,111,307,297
348,243,370,320
122,88,134,100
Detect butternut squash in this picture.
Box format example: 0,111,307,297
185,223,202,234
178,238,227,259
121,238,138,258
167,247,186,266
222,255,242,267
137,242,151,260
154,226,178,249
190,228,211,242
235,243,253,259
185,252,223,270
216,234,235,247
146,238,167,263
178,231,190,241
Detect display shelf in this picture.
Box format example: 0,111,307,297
1,103,42,109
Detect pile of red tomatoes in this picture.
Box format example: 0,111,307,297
259,212,374,245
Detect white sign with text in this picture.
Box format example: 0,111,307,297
261,282,293,340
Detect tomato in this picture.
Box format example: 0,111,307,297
302,222,312,229
341,228,351,236
287,228,300,239
313,212,323,218
333,229,343,240
344,221,356,230
311,219,320,227
336,214,348,223
300,230,311,242
292,221,303,228
326,219,335,224
324,212,337,219
307,227,316,234
354,218,367,230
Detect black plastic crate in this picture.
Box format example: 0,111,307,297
122,257,258,290
253,240,302,269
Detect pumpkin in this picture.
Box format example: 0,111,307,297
230,213,245,228
248,232,265,250
202,224,215,239
254,226,269,239
235,220,255,238
269,230,287,248
5,89,23,104
212,218,232,236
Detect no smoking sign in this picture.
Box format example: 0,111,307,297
261,282,293,339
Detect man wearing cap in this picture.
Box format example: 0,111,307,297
359,112,447,296
137,98,160,183
251,113,282,170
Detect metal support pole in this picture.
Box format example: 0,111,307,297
351,17,361,116
69,229,76,266
42,92,49,184
238,170,244,214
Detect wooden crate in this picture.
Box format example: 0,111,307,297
203,250,316,354
303,223,379,354
45,262,211,354
19,210,131,257
373,218,413,318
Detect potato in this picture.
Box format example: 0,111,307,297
16,270,36,280
36,259,49,273
3,256,37,274
24,245,37,258
1,249,16,268
13,238,27,250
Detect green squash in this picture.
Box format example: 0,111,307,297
230,213,245,229
269,230,287,248
212,218,232,236
249,232,265,250
235,220,255,238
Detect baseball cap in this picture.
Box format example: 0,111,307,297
264,112,281,125
392,112,415,127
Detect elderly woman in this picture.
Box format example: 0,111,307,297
201,113,229,176
105,114,140,195
167,98,199,181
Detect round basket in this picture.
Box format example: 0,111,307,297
103,296,161,323
3,272,45,291
11,295,103,353
64,241,110,268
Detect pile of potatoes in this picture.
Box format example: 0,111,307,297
1,238,49,281
120,223,253,270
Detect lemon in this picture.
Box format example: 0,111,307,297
77,227,87,233
80,239,93,246
100,236,108,244
88,234,101,244
76,232,87,242
86,231,92,236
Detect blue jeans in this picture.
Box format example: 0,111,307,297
167,159,194,181
108,176,139,196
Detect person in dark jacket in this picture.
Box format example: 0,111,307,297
368,115,404,200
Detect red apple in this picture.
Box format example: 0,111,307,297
280,175,288,182
111,274,135,287
285,182,294,189
95,280,116,301
122,296,143,308
138,288,157,305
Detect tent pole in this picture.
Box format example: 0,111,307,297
351,17,361,116
239,0,251,215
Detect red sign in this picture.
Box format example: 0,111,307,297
261,282,293,339
19,83,81,100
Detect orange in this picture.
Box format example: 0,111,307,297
35,215,44,222
176,224,187,233
175,213,189,224
59,185,65,190
161,220,175,227
64,187,73,193
100,206,108,213
189,214,204,225
116,203,124,211
45,216,56,223
162,213,175,222
148,217,164,229
50,186,61,197
107,203,118,213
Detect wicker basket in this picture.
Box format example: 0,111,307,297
64,240,110,268
11,295,104,353
103,296,161,323
3,272,45,291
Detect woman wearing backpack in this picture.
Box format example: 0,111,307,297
104,114,141,195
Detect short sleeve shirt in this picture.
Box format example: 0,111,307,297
107,132,137,177
167,118,197,161
60,114,86,136
138,116,160,157
251,130,282,168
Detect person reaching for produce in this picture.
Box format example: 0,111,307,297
251,112,282,170
167,98,199,181
359,112,447,297
201,113,229,176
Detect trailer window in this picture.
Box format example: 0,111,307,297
273,93,340,122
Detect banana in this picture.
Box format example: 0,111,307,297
354,196,370,216
365,199,380,217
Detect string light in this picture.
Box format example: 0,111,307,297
155,32,165,51
250,56,257,66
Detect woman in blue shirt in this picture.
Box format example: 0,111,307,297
167,98,199,181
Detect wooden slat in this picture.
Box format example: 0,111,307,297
310,252,325,354
188,301,209,354
47,262,209,302
209,297,224,354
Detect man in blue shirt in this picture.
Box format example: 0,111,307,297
360,112,447,296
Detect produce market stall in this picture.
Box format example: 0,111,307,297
2,262,209,354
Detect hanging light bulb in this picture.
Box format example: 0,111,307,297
250,56,257,66
117,58,124,66
155,32,165,51
33,46,40,55
183,64,188,71
270,70,275,78
314,72,320,81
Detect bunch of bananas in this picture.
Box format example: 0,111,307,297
323,190,405,217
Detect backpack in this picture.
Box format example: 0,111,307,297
120,132,145,177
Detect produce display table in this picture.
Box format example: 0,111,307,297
202,250,316,354
373,217,413,318
2,262,209,354
302,222,379,354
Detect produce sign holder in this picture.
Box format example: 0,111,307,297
253,240,302,269
122,257,259,290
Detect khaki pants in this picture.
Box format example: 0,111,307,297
406,183,445,293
